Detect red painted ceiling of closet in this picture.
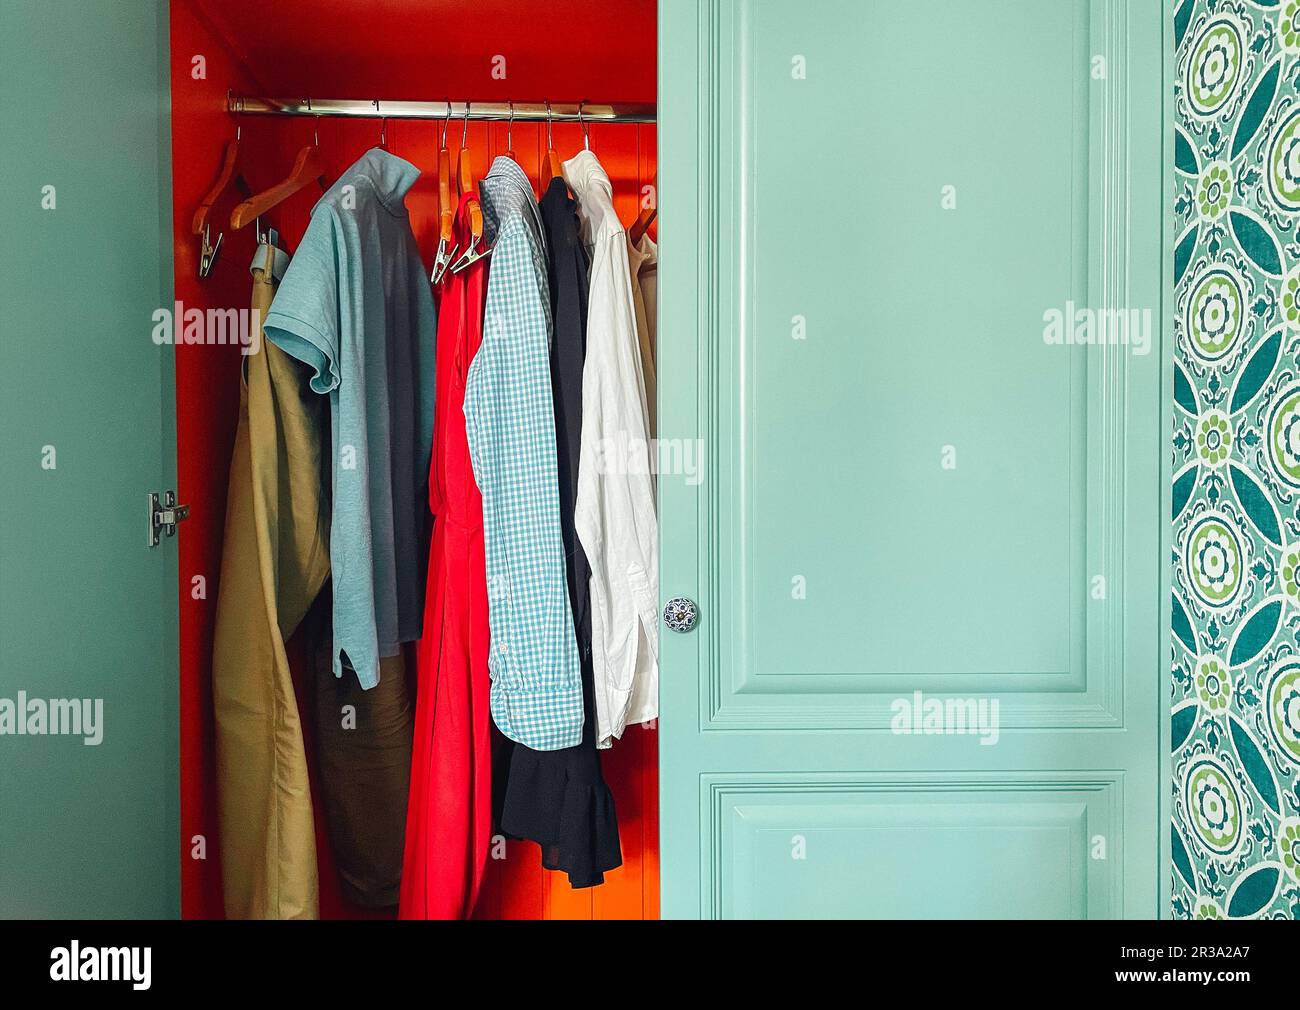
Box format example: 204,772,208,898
193,0,657,101
172,0,659,921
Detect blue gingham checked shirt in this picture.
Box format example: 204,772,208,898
464,157,584,751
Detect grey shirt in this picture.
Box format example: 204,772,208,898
264,148,437,689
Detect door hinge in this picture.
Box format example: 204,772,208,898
148,490,190,547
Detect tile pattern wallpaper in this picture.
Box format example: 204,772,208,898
1173,0,1300,919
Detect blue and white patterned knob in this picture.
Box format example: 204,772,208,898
662,596,699,633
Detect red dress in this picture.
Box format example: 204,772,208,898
400,194,492,919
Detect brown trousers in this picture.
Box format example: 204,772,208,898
307,598,413,909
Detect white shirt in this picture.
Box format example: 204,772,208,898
566,151,659,748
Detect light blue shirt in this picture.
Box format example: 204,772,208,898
464,157,584,750
264,148,436,690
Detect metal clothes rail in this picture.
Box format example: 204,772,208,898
228,95,656,124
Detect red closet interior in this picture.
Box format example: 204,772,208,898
169,0,659,919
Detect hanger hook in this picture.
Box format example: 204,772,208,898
306,96,319,146
226,89,241,140
442,99,451,148
507,100,514,151
546,100,554,149
578,100,590,150
461,101,471,148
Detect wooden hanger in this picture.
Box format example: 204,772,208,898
546,101,564,180
430,102,456,284
629,174,658,246
450,103,489,273
193,135,245,236
229,119,326,231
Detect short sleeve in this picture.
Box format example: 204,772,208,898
264,206,343,394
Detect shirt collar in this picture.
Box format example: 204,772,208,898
485,155,534,197
562,150,613,203
481,155,544,249
322,147,421,217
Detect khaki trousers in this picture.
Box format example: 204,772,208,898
213,240,330,919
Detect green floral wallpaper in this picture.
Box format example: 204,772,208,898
1173,0,1300,919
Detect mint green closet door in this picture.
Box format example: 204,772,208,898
658,0,1172,919
0,0,178,917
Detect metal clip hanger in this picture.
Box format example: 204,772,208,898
198,222,223,279
448,240,491,273
431,100,457,285
449,102,492,274
194,103,249,278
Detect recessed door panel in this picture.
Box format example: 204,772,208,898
745,0,1089,683
711,774,1118,919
